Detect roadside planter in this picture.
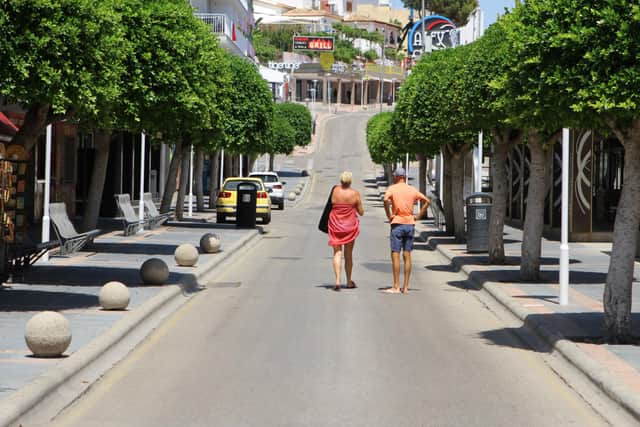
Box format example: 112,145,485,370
140,258,170,285
99,281,130,310
200,233,221,254
25,311,72,357
175,244,199,267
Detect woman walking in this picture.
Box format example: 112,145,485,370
328,171,364,291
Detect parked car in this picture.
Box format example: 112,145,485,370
216,177,271,224
248,171,285,210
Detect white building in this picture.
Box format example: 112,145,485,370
191,0,255,57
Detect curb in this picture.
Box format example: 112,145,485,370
0,228,261,427
427,237,640,423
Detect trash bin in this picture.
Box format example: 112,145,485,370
465,193,492,253
236,183,257,228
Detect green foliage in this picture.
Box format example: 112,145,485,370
253,31,279,62
503,0,640,130
117,0,230,142
366,112,404,164
218,54,274,154
275,102,312,147
0,0,127,120
363,49,379,62
269,105,298,155
400,0,478,26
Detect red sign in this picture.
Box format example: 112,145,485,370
293,36,335,51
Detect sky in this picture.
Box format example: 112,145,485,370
388,0,514,29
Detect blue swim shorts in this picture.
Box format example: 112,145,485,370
390,224,415,252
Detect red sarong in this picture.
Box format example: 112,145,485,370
328,203,359,246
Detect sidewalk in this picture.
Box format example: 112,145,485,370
0,214,261,426
417,222,640,421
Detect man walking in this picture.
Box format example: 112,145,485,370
383,167,430,294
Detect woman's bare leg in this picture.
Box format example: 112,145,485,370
332,246,342,289
344,240,356,287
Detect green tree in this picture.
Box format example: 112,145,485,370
269,106,297,156
0,0,127,153
506,0,640,342
366,112,404,180
275,102,312,148
400,0,478,25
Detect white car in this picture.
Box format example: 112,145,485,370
249,171,285,210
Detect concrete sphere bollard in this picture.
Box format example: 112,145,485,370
140,258,170,285
288,192,296,201
294,188,301,195
200,233,221,254
99,281,130,310
175,243,199,267
25,311,72,357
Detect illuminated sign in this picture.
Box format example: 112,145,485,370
293,36,335,51
408,15,459,54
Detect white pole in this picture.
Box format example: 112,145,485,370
405,153,409,179
560,128,570,305
475,131,483,192
159,143,167,199
239,154,243,177
188,145,194,218
139,133,146,222
439,150,444,203
41,124,53,262
220,149,225,188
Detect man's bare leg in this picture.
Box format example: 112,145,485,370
344,240,356,287
402,250,412,293
387,251,401,293
332,246,342,290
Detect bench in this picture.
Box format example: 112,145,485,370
142,193,172,229
49,202,101,255
114,194,147,236
7,240,60,274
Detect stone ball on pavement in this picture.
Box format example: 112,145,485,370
288,192,296,201
99,281,130,310
25,311,72,358
200,233,221,254
294,188,301,195
175,243,199,267
140,258,170,285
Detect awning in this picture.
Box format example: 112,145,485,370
0,111,18,136
259,65,286,84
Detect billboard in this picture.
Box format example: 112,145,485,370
293,36,335,52
408,15,459,54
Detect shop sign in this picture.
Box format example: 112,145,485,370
293,36,335,51
268,61,301,71
408,15,459,54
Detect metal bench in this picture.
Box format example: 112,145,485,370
7,240,60,273
142,193,172,229
49,202,101,255
114,194,147,236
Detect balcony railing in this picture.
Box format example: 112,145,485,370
195,13,252,57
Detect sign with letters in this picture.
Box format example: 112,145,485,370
293,36,335,52
408,15,459,54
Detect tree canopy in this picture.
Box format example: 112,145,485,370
366,112,404,165
399,0,478,26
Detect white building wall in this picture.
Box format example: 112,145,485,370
459,8,483,45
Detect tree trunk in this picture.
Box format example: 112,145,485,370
488,129,516,264
209,151,220,209
269,153,275,171
195,149,205,212
520,131,548,281
11,103,51,153
175,140,191,220
81,129,111,232
442,149,455,235
450,150,466,242
418,154,427,196
604,121,640,343
160,140,182,214
383,163,394,183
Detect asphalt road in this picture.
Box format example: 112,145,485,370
52,113,607,426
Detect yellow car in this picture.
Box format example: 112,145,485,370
216,177,272,224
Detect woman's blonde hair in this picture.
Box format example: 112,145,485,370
340,171,353,186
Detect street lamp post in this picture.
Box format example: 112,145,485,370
560,128,570,305
327,74,331,112
41,124,52,262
